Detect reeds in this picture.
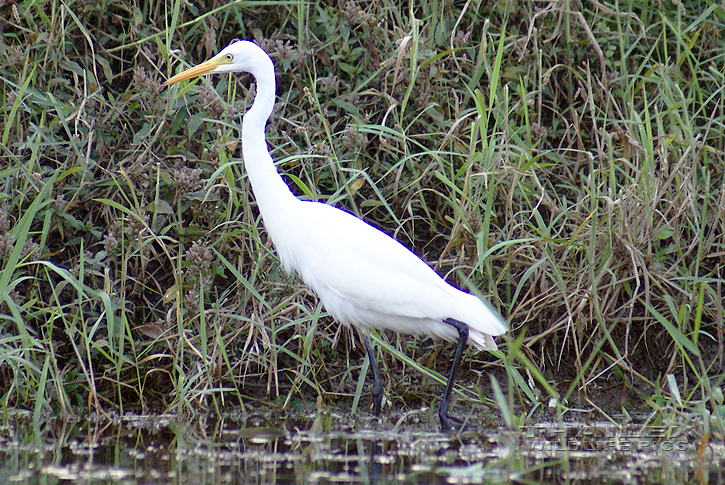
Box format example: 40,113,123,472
0,0,722,433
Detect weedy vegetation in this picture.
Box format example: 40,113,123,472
0,0,723,436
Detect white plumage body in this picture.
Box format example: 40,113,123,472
266,197,504,349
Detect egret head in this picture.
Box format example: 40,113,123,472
164,41,267,86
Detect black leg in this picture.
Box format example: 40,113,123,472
364,335,384,415
439,318,469,432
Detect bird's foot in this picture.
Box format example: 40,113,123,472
371,386,387,416
439,412,476,433
371,396,381,416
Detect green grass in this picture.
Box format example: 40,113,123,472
0,0,723,435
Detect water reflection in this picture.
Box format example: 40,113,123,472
0,412,722,484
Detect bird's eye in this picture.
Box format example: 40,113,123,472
225,54,233,61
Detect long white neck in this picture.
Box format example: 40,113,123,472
241,50,297,218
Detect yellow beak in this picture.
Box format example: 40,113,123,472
164,56,229,86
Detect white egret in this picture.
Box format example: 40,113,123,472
164,40,507,431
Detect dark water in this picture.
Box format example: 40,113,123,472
0,411,722,484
